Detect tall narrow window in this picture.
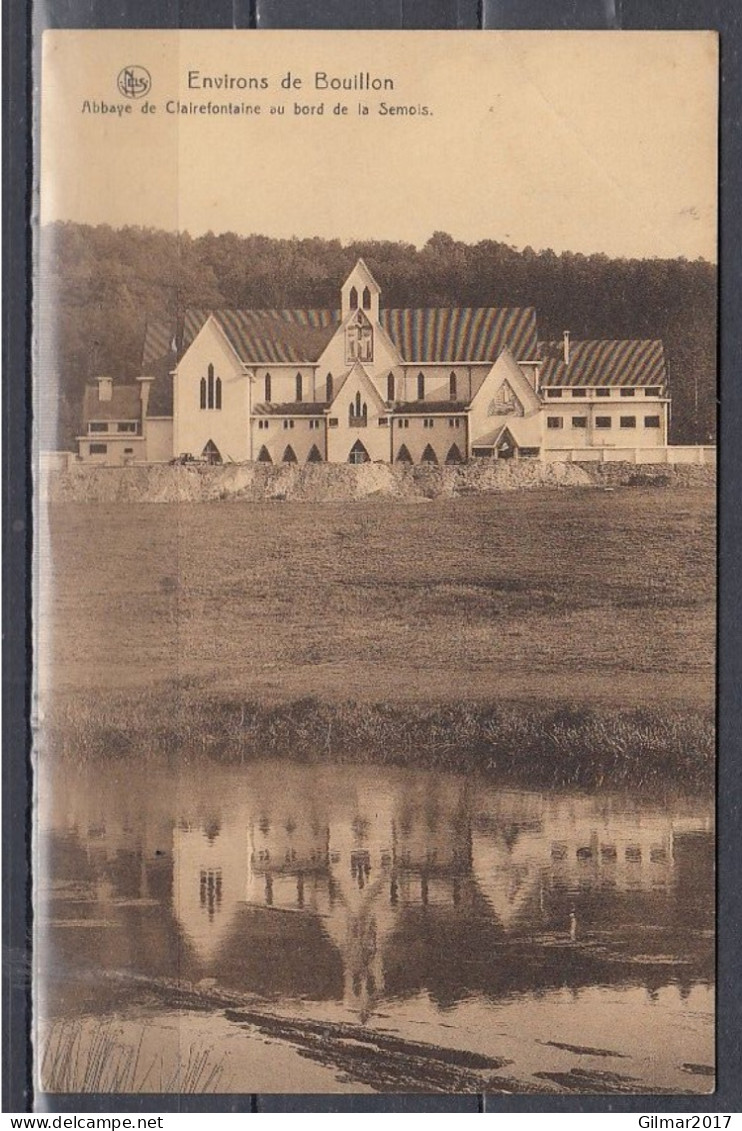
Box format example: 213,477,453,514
215,376,222,410
265,373,272,403
362,286,371,310
417,372,424,401
349,286,358,310
200,377,206,409
296,373,303,402
355,392,362,417
207,364,215,409
326,373,333,402
387,373,395,402
449,372,457,400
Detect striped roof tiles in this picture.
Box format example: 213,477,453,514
180,305,540,365
381,307,539,363
539,339,667,388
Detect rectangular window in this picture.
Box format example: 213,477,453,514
547,417,563,429
572,389,587,398
620,388,635,397
295,373,303,402
644,415,661,428
596,388,610,397
595,416,612,429
328,418,339,428
283,419,295,430
89,443,107,454
89,422,108,433
620,416,637,429
309,419,321,430
645,387,661,397
448,418,461,428
123,447,134,454
546,389,562,398
117,422,137,433
424,418,435,428
571,416,588,429
378,417,388,426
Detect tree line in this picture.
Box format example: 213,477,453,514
37,222,716,449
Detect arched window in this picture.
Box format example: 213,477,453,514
395,444,413,464
449,372,457,400
307,444,323,463
349,286,358,310
282,445,297,463
355,392,362,416
362,401,367,420
215,376,222,410
348,440,369,464
264,373,272,403
417,372,425,401
326,373,333,402
257,445,272,463
295,373,303,402
207,364,215,409
202,439,222,464
387,373,395,402
200,377,206,409
445,443,464,465
421,443,438,464
362,286,371,310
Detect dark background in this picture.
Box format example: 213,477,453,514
4,0,741,1115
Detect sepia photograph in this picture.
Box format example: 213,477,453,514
34,29,717,1097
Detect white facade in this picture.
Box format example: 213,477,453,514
79,261,673,466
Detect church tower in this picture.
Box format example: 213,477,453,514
341,258,381,323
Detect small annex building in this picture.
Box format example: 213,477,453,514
78,259,670,465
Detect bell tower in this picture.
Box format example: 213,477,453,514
341,258,381,323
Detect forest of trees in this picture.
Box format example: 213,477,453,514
36,222,717,450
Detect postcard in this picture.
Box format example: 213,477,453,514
34,29,717,1099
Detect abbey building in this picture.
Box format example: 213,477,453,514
77,259,671,467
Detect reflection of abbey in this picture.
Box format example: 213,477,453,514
77,259,679,467
44,767,712,1023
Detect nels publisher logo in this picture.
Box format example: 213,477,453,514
117,65,151,99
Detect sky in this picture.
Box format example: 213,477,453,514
40,30,718,261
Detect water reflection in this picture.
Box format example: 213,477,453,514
39,761,714,1027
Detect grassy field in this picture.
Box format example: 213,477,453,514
40,488,715,711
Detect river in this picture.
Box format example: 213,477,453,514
36,758,714,1096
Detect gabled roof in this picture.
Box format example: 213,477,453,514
82,383,141,423
177,305,540,366
346,257,381,293
381,307,539,363
252,402,327,416
394,401,468,415
539,339,667,388
184,309,340,364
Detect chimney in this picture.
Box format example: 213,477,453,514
562,331,571,366
97,376,113,402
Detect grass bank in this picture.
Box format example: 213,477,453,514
41,691,714,791
39,490,715,711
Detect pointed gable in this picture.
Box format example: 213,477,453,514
470,348,541,416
